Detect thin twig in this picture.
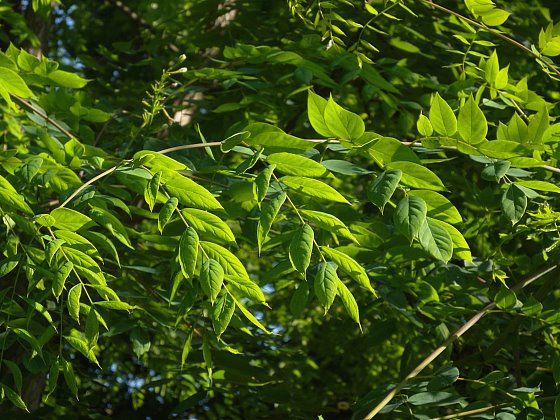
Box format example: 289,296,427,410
363,264,558,419
417,0,560,78
58,165,120,208
13,95,77,140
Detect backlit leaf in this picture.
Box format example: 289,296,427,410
144,171,162,212
158,196,178,233
387,161,446,191
314,262,338,313
212,292,236,336
289,224,314,276
178,227,199,279
337,279,361,328
324,95,365,140
282,176,350,204
394,196,428,242
267,153,329,177
321,246,375,293
458,95,487,144
429,93,457,137
257,192,286,253
181,208,235,245
367,169,402,212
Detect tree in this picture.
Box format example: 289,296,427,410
1,0,560,418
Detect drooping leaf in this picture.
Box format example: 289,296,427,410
144,171,162,212
158,196,178,233
314,262,338,313
257,192,286,253
53,261,73,300
289,224,314,277
212,292,236,336
178,227,199,279
89,207,133,249
502,184,527,225
131,329,151,358
181,329,194,369
417,114,433,137
408,190,462,224
225,275,266,304
320,246,375,293
337,279,361,328
418,218,454,262
300,209,358,243
255,164,276,202
200,241,250,281
67,283,82,323
367,169,402,212
394,196,428,242
200,258,224,304
181,208,235,245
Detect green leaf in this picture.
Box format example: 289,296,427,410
495,286,517,310
527,105,549,147
481,160,511,182
367,169,402,212
281,176,350,204
16,157,43,182
515,180,560,194
1,384,28,412
181,208,235,245
365,135,421,166
314,262,338,313
34,213,55,227
48,69,89,88
387,161,446,191
227,290,271,334
3,360,23,392
267,153,329,177
458,95,487,144
0,67,33,98
0,187,34,215
480,8,510,26
200,241,250,281
485,50,499,84
89,207,133,249
408,190,462,224
181,329,194,368
144,171,162,212
418,218,454,262
51,208,93,231
212,292,236,336
245,123,313,151
337,279,361,328
158,196,178,233
289,224,314,277
67,284,82,323
178,227,199,279
502,184,527,225
61,357,78,399
12,328,43,359
431,219,472,261
394,196,428,242
257,192,286,253
85,308,99,347
479,140,530,159
225,275,266,304
307,90,333,137
164,171,223,211
200,259,224,304
323,95,365,140
290,281,309,316
429,93,457,137
0,254,20,278
131,329,151,358
53,261,73,300
300,209,358,243
417,114,433,137
321,160,372,176
45,360,59,400
134,151,188,172
320,246,375,293
255,164,276,202
220,131,250,152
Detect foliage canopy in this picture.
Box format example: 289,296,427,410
1,0,560,418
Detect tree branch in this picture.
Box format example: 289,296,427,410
363,263,558,419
